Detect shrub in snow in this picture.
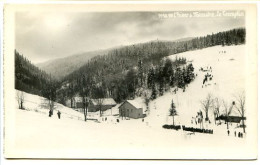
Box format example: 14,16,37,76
162,124,181,130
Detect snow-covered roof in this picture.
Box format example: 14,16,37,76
74,97,83,102
229,109,241,117
91,98,116,106
125,100,143,109
127,100,143,109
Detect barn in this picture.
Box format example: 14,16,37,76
118,100,144,119
65,96,86,109
228,109,245,123
217,110,245,123
88,98,117,112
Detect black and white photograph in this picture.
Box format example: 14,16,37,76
2,3,258,159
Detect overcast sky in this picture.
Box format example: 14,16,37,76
15,11,245,64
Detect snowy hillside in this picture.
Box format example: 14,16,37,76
15,91,85,120
7,45,249,159
146,45,245,129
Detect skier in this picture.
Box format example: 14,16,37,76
227,130,230,136
57,111,61,119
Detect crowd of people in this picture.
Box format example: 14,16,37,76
227,129,244,138
199,66,215,88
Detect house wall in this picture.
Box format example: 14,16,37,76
76,102,84,109
228,116,242,123
88,102,115,112
119,102,143,119
65,99,76,108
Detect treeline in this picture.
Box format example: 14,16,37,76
59,28,245,104
165,28,245,54
147,58,195,100
59,55,193,104
60,40,172,103
15,50,54,96
15,28,245,106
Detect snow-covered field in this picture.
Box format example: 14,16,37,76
5,45,254,159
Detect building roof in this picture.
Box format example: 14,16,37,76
229,109,241,117
91,98,116,106
127,100,143,109
119,99,144,109
74,96,83,102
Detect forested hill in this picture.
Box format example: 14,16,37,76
15,50,53,96
37,28,245,81
57,28,245,104
37,49,112,80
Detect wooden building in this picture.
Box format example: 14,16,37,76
228,109,245,123
88,98,117,112
118,100,144,119
218,110,245,123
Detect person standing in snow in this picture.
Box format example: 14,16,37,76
57,111,61,119
49,110,52,117
227,130,230,136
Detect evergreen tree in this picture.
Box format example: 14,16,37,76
176,67,184,88
163,59,174,89
126,68,138,98
137,52,144,87
170,69,175,87
158,63,164,96
151,80,157,100
169,99,177,126
147,67,155,89
187,63,195,83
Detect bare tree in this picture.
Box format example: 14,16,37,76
234,91,246,133
81,95,89,122
213,97,221,124
16,91,24,109
97,98,105,117
222,100,235,130
197,111,204,129
222,100,230,129
42,82,57,117
68,84,75,108
200,93,213,121
92,86,105,117
79,75,90,122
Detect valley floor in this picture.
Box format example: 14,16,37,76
13,107,246,159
